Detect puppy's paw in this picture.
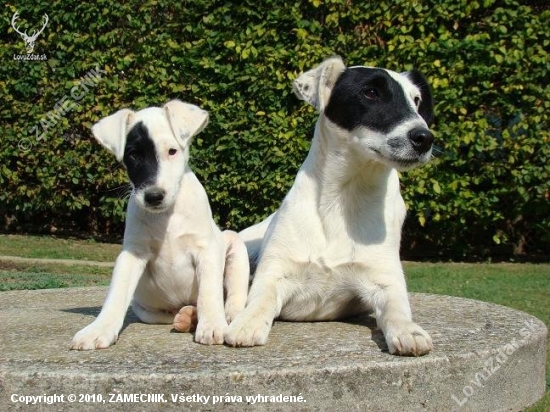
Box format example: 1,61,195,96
224,313,272,347
224,295,246,324
194,317,227,345
173,306,198,332
385,321,433,356
70,323,119,350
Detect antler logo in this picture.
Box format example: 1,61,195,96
11,11,49,54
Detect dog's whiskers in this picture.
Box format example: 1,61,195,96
119,185,133,201
431,145,445,158
105,184,133,200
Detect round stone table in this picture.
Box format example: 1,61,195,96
0,287,546,411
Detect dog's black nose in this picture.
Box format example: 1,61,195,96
408,128,434,153
144,189,165,207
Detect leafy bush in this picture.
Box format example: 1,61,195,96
1,0,548,260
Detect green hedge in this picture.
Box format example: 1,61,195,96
1,0,548,260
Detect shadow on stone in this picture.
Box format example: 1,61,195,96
62,306,141,335
63,306,102,316
342,312,389,352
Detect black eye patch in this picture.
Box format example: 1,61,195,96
405,70,434,126
324,68,417,134
123,121,158,189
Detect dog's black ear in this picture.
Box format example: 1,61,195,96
164,100,209,148
405,70,434,126
293,56,346,112
91,109,134,161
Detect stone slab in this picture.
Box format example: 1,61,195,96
0,287,546,411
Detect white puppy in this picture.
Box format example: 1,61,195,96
71,100,249,350
226,57,434,356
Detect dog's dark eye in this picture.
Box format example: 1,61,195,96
364,88,380,101
168,148,177,156
414,96,421,107
126,150,139,161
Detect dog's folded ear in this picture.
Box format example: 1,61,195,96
293,56,346,112
91,109,134,161
163,100,209,148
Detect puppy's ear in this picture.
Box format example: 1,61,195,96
163,100,209,148
91,109,134,161
404,70,434,126
293,56,346,112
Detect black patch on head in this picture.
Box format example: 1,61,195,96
324,68,417,133
405,70,434,125
123,122,158,189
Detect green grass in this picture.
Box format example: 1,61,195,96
405,262,549,326
0,234,120,261
404,261,550,412
0,235,548,410
0,260,112,291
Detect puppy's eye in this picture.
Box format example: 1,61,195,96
364,88,380,101
414,96,421,107
168,148,177,156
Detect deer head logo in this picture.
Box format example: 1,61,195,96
11,12,49,54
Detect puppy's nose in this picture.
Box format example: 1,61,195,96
408,127,434,153
144,189,165,207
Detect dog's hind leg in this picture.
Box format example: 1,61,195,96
172,305,198,332
132,300,199,332
131,300,175,324
222,230,250,323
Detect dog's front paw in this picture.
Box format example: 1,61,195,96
224,313,272,347
70,323,119,350
194,317,227,345
385,321,433,356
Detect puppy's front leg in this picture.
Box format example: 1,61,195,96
193,247,228,345
221,230,250,323
370,275,433,356
225,264,282,347
70,250,148,350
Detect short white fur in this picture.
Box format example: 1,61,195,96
71,100,249,349
225,57,433,356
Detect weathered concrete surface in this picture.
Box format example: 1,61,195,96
0,287,546,411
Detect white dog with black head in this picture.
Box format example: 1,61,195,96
225,57,434,356
71,100,249,350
